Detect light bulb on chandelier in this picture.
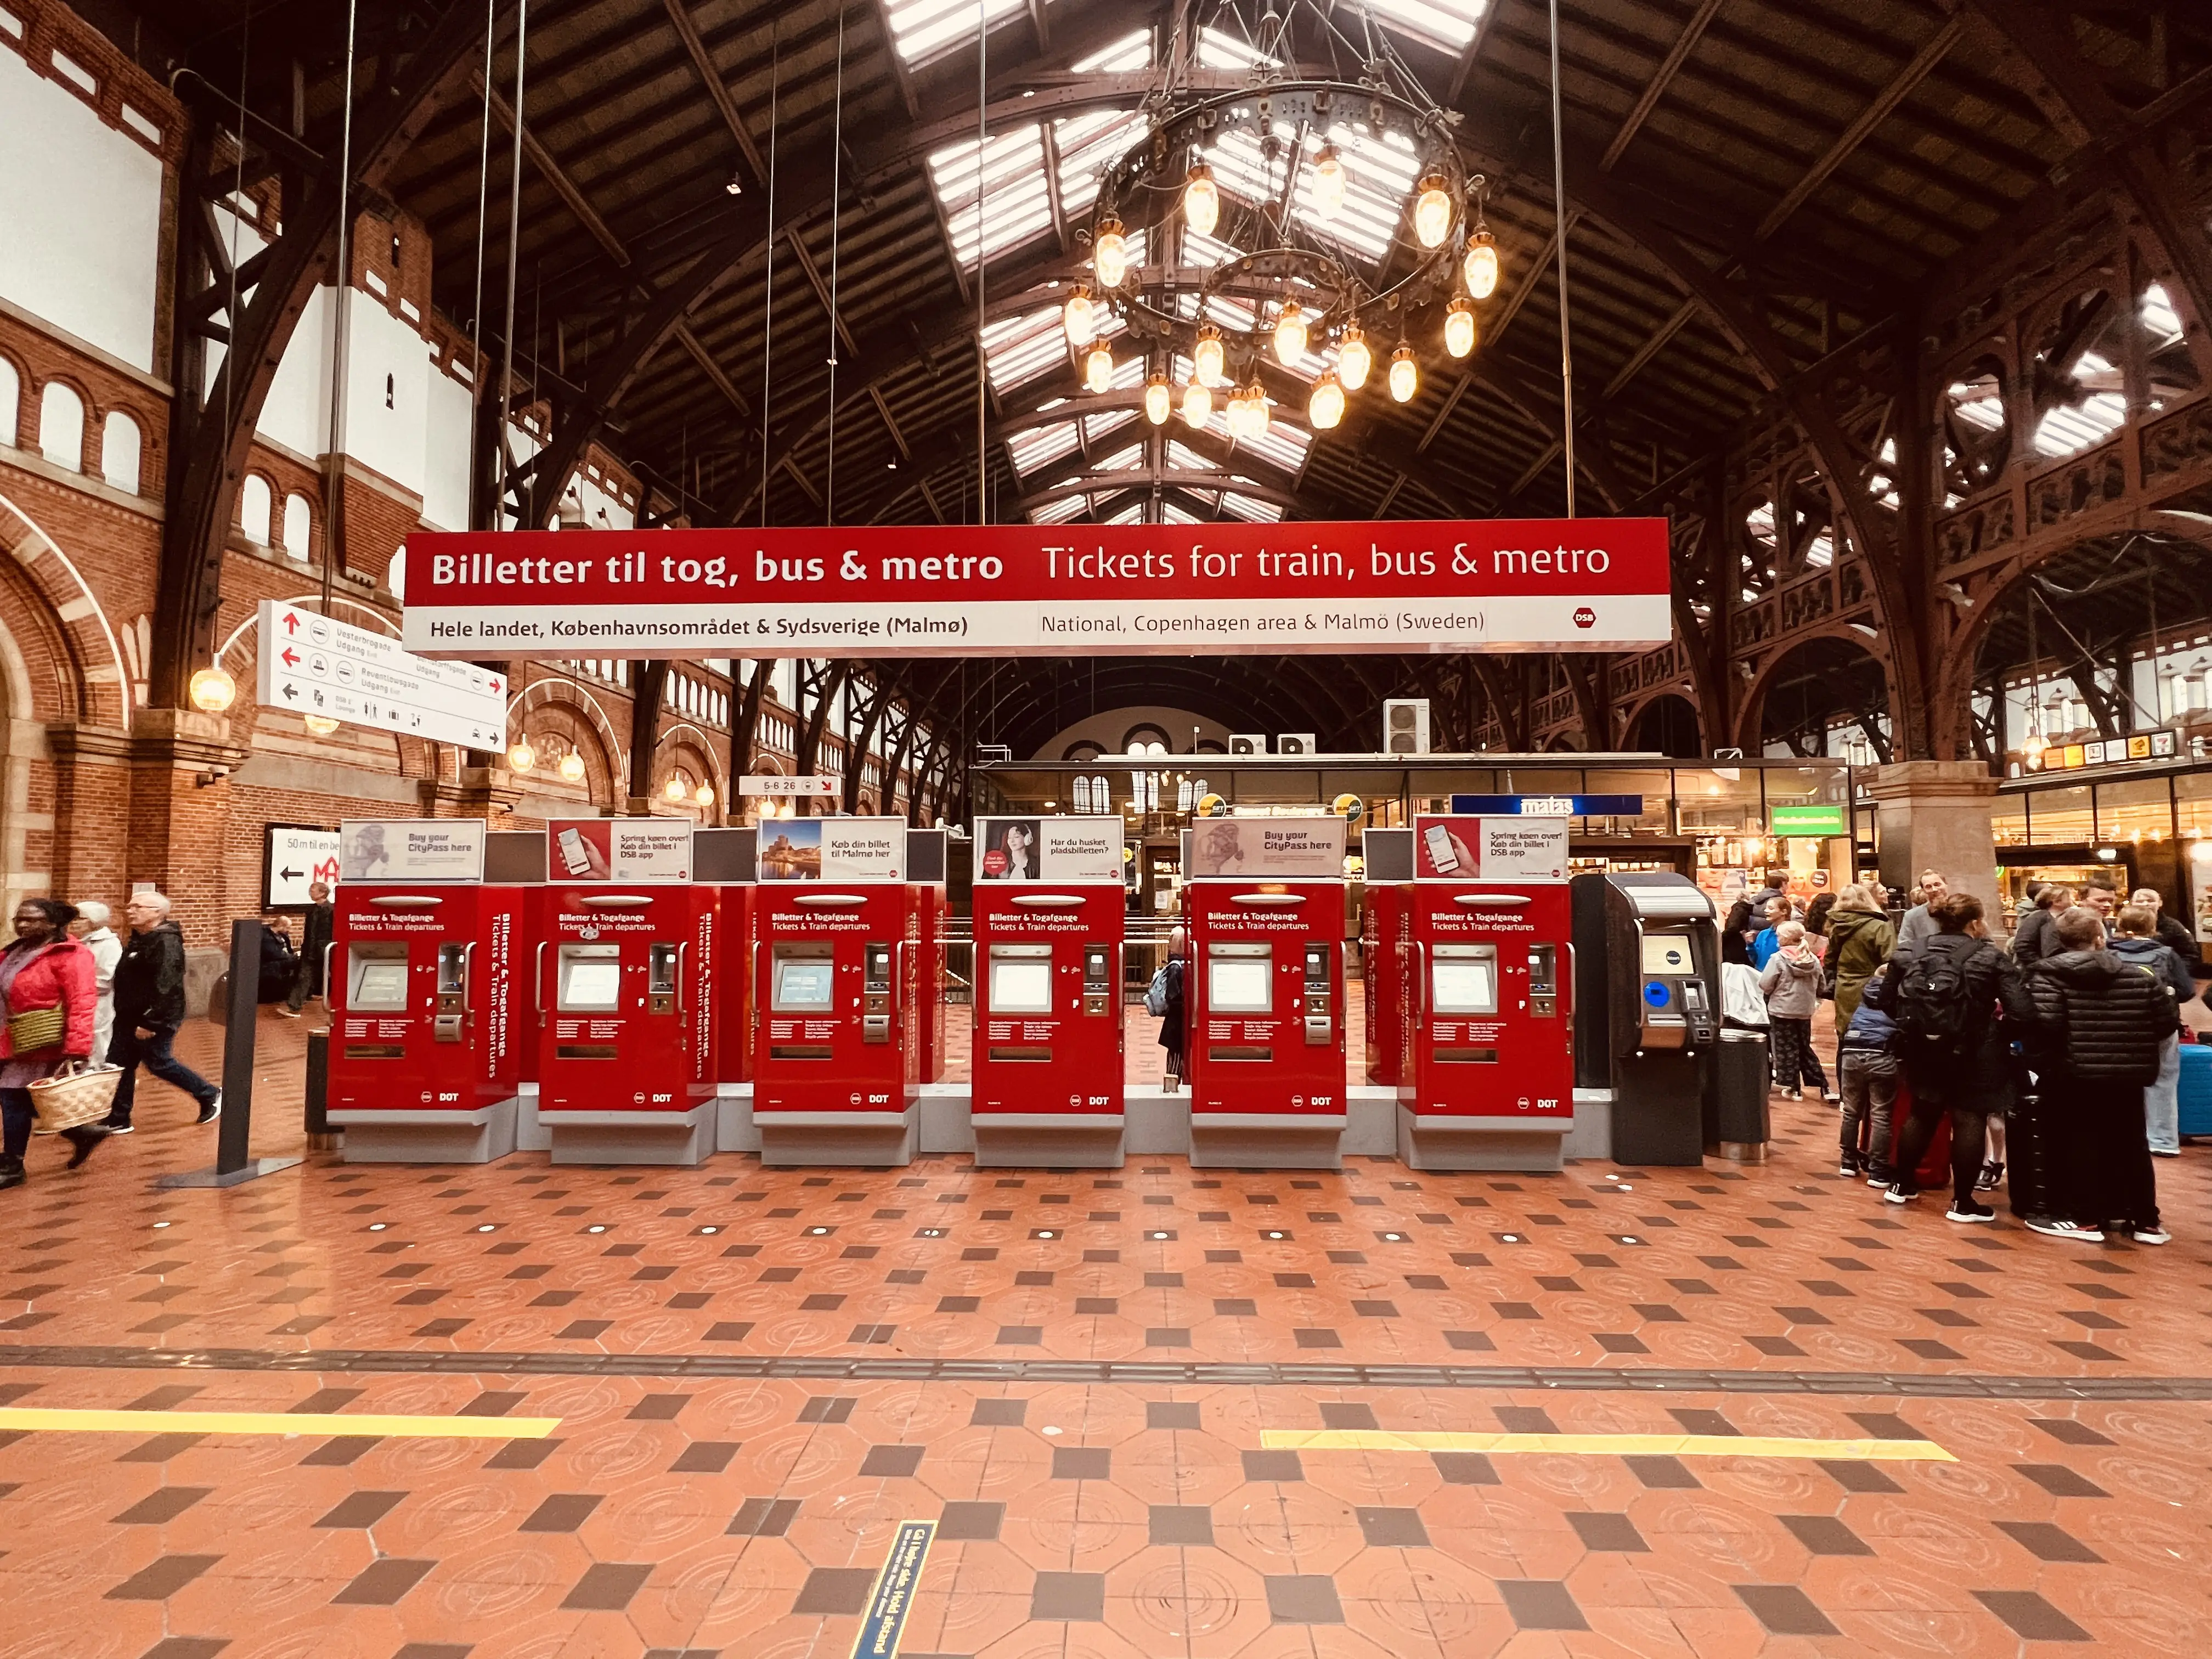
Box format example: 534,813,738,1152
1463,231,1499,301
1308,371,1345,430
1181,379,1212,428
664,776,687,802
507,740,537,773
1092,216,1128,289
1240,380,1269,439
1062,284,1095,346
1413,173,1452,248
1193,324,1225,387
558,751,586,783
1310,144,1346,217
1338,324,1371,390
1084,341,1114,393
1273,301,1307,367
1444,296,1477,359
1389,343,1419,402
1143,373,1172,425
1182,162,1218,238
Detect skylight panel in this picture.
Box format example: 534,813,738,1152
1103,500,1146,524
887,0,1026,66
1093,442,1146,472
981,306,1067,394
1070,28,1152,72
1167,440,1213,472
2142,282,2182,346
1946,381,2005,432
1239,417,1311,475
2032,366,2126,458
1055,106,1145,218
1198,26,1276,69
1163,501,1204,524
1222,492,1282,522
1358,0,1487,52
1008,420,1080,476
929,124,1052,268
1084,410,1135,444
1031,493,1088,524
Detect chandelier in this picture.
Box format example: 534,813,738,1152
1063,0,1502,434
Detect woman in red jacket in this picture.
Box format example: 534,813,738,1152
0,898,103,1189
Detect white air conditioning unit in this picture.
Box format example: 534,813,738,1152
1383,698,1431,755
1276,733,1318,755
1229,733,1268,754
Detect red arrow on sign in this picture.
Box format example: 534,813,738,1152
281,612,301,634
280,647,300,667
488,678,501,693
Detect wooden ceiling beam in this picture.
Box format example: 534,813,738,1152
1600,0,1725,173
661,0,768,184
484,80,630,268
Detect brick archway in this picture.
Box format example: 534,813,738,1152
0,488,132,729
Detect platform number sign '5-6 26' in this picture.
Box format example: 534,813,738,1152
264,823,341,909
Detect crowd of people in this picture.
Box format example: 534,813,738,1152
1731,871,2202,1243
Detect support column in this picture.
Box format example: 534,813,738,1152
1861,760,2000,913
418,764,525,821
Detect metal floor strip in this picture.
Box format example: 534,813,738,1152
2,1344,2208,1400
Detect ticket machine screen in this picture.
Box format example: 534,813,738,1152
1430,947,1498,1014
349,954,409,1009
558,947,623,1011
989,947,1054,1013
1641,934,1694,975
772,957,836,1011
1208,948,1272,1012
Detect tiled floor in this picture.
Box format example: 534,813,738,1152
4,1012,2210,1656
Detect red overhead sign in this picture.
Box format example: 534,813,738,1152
400,519,1670,659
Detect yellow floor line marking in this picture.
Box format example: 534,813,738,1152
1261,1429,1953,1462
0,1408,560,1440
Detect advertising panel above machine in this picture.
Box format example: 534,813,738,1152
1413,814,1569,883
338,818,486,884
975,816,1124,884
548,817,695,883
757,816,907,882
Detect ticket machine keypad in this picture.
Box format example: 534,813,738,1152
862,941,894,1043
433,944,466,1042
1303,944,1332,1046
647,943,680,1017
1082,946,1113,1016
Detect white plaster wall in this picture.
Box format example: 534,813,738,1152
256,280,330,456
0,48,163,370
420,367,473,530
573,472,634,531
339,289,432,495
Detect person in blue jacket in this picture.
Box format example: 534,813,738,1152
1750,896,1791,971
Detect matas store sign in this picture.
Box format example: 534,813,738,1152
400,519,1669,661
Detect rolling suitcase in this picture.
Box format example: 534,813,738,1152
2179,1043,2212,1139
2005,1093,2061,1220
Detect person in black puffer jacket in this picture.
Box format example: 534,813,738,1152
1883,893,2034,1222
2026,905,2179,1244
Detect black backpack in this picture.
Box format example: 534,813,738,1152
1893,945,1975,1054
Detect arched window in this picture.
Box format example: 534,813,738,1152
240,474,272,545
0,357,19,448
101,410,142,494
37,382,85,471
282,493,311,560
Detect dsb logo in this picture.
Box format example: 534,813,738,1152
1572,606,1596,629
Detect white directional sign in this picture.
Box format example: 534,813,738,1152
257,600,509,749
739,775,838,798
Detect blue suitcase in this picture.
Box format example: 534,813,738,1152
2180,1042,2212,1139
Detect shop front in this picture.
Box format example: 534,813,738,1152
1991,760,2212,940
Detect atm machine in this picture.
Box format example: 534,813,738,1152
327,866,521,1163
969,817,1125,1166
536,881,720,1164
1396,848,1575,1172
1183,820,1349,1167
753,830,920,1165
1572,871,1718,1165
1359,828,1413,1087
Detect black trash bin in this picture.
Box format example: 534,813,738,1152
1711,1027,1771,1160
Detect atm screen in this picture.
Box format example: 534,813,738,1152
1431,959,1497,1014
560,958,623,1011
989,958,1054,1014
774,960,837,1011
1209,956,1273,1012
350,960,409,1009
1640,934,1695,975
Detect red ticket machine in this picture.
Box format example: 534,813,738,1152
970,878,1125,1167
1398,819,1576,1171
536,884,720,1164
1184,878,1349,1168
328,882,522,1163
753,882,920,1165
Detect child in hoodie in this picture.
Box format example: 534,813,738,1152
1838,963,1901,1180
1759,920,1831,1102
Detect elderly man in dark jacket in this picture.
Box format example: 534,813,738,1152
1883,893,2034,1223
103,892,221,1131
2026,906,2177,1244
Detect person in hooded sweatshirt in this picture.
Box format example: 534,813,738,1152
1759,920,1829,1101
1884,893,2034,1224
2026,906,2177,1244
1838,962,1902,1181
2109,904,2191,1158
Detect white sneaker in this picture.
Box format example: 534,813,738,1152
2131,1227,2171,1246
2026,1218,2104,1242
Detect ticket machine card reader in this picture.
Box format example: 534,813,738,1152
1637,930,1715,1049
434,944,467,1042
1303,943,1332,1045
862,941,894,1043
1082,945,1113,1017
1528,944,1559,1018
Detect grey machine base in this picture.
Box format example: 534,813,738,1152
514,1084,551,1153
539,1102,716,1166
716,1085,759,1152
1188,1111,1348,1170
328,1098,519,1164
757,1105,918,1167
1565,1087,1615,1161
972,1111,1126,1169
1396,1104,1569,1172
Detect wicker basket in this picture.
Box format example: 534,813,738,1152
29,1061,121,1134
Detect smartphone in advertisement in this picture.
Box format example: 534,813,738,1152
1425,822,1460,874
558,826,593,876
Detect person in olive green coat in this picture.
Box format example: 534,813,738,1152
1825,883,1896,1036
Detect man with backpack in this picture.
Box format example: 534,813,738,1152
1883,893,2034,1223
2026,906,2179,1243
1150,927,1187,1091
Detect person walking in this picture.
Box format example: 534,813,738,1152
1896,870,1950,949
1824,883,1895,1040
1758,920,1828,1101
280,881,335,1017
1883,893,2034,1223
0,899,105,1189
2111,904,2191,1158
1155,927,1187,1091
1837,963,1902,1182
2025,906,2177,1244
71,900,122,1066
104,892,221,1132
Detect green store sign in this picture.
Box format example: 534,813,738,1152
1769,804,1848,837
